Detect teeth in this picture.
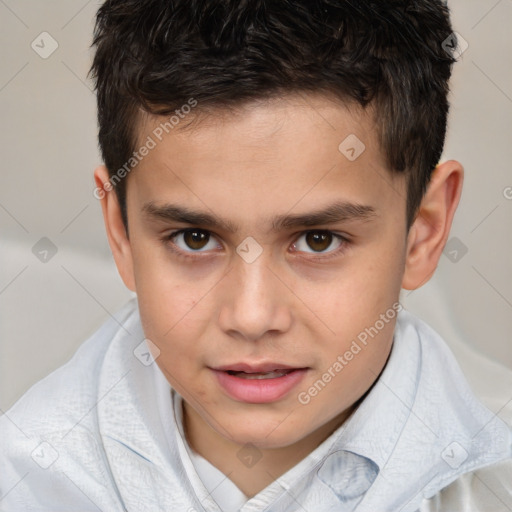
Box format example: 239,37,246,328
228,370,293,379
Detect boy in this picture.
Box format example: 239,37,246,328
1,0,511,510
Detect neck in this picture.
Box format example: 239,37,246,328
181,400,357,498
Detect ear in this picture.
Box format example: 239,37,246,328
93,165,136,292
402,160,464,290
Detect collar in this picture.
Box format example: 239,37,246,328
352,308,512,512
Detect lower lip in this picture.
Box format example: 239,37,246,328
211,368,308,403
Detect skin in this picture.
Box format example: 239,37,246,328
94,92,463,497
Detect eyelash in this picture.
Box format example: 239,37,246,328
161,228,350,262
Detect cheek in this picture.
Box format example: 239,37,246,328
295,313,396,431
315,258,402,340
133,266,211,379
132,244,209,328
302,247,401,397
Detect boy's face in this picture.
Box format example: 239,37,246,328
111,94,410,448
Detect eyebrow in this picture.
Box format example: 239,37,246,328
142,200,378,234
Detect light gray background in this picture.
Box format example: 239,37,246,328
1,0,511,413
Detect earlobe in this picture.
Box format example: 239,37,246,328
402,160,464,290
93,165,136,292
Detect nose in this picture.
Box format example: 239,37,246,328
217,252,293,343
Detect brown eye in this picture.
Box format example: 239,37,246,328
168,229,219,253
182,230,210,250
292,230,345,257
305,231,333,252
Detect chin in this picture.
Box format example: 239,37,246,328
221,420,307,449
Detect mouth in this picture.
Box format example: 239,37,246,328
224,369,296,379
209,363,309,403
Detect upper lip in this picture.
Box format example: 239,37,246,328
211,362,306,373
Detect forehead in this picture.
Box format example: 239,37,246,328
128,93,405,228
137,92,381,157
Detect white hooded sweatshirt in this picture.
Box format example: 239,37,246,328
0,298,511,512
